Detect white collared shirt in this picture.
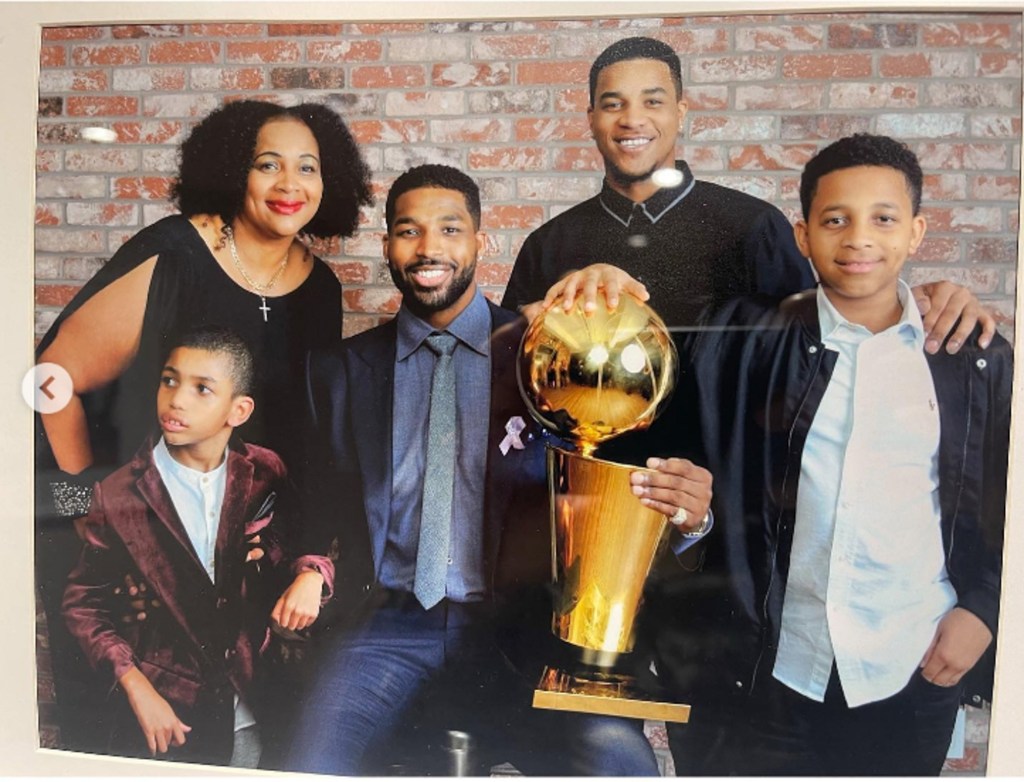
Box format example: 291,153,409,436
152,437,228,583
772,282,957,708
152,438,255,732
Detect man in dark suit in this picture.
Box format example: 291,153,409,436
269,164,713,775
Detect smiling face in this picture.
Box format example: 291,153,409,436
384,186,484,329
237,117,324,240
157,346,253,470
795,165,927,331
588,58,687,202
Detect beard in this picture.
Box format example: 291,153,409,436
390,259,477,319
604,158,660,188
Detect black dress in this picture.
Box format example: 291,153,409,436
34,214,342,755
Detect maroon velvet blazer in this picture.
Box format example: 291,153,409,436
62,435,288,755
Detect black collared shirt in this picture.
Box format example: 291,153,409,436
501,161,815,328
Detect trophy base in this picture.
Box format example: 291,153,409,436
532,666,691,723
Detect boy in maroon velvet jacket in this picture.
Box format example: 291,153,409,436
62,327,323,767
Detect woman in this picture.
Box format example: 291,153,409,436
35,99,372,754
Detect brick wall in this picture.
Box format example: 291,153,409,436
33,11,1021,343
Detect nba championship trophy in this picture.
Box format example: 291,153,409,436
517,295,689,722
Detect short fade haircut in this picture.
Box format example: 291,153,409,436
589,36,683,106
168,326,255,398
384,164,482,232
800,133,924,219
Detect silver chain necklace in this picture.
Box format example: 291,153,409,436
225,225,289,322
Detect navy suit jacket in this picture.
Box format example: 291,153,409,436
296,301,554,637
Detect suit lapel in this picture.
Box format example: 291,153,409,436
348,323,397,574
215,447,255,598
127,458,219,659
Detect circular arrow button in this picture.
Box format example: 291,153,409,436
23,362,74,414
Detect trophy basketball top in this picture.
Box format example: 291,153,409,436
517,294,678,457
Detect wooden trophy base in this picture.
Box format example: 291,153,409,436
532,666,691,723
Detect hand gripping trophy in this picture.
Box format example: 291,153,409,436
517,294,690,722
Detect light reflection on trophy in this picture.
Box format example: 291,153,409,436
517,295,690,722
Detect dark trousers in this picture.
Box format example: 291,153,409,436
279,590,658,776
735,665,962,776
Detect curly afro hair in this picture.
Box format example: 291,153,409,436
172,99,373,239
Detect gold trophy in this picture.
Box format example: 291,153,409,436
517,295,690,723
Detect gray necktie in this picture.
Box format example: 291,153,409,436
414,332,458,610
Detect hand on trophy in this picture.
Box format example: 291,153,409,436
540,263,650,316
630,457,713,534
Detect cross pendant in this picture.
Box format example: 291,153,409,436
258,296,270,322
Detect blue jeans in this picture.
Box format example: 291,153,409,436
281,592,658,775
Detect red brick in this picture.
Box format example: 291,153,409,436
190,67,265,91
43,26,105,41
683,85,731,111
783,54,873,80
969,238,1018,264
306,236,343,258
828,22,918,49
515,117,590,143
780,114,872,141
475,262,513,287
35,284,82,307
325,261,374,285
917,143,1008,170
271,68,346,90
37,150,61,173
35,205,60,227
113,177,174,200
343,287,402,315
829,83,919,109
40,45,66,68
110,121,183,145
66,96,138,117
150,41,221,64
144,95,219,119
41,69,111,93
552,147,604,172
914,237,960,264
346,22,427,35
111,25,184,38
691,55,779,83
735,24,825,51
433,62,510,88
979,52,1023,77
482,205,545,231
923,22,1013,48
432,119,510,144
349,120,427,145
924,206,1002,233
113,68,187,92
971,175,1020,201
268,23,344,36
65,148,139,172
736,84,824,111
187,23,265,37
342,314,384,338
71,44,142,66
342,232,386,259
880,52,970,79
308,40,383,63
225,40,299,63
907,266,1001,294
469,147,548,171
729,144,816,171
923,174,968,202
351,65,425,89
517,60,591,85
555,88,590,114
67,202,138,226
471,34,553,59
385,92,465,117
